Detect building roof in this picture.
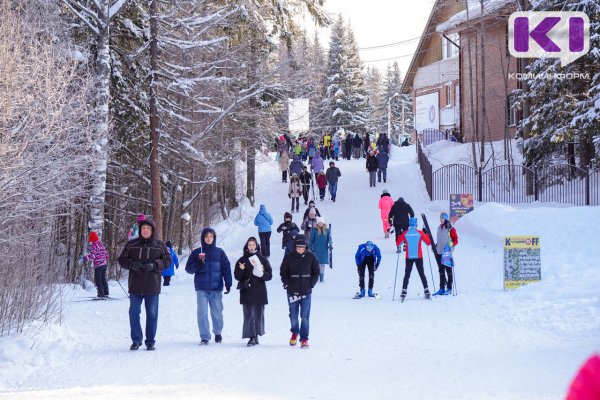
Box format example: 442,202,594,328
436,0,515,33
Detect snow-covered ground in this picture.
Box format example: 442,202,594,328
425,139,523,171
1,145,598,400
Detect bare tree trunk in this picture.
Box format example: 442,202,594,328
149,0,163,239
478,0,486,165
246,32,259,207
464,1,478,170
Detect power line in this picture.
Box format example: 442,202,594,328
358,36,421,51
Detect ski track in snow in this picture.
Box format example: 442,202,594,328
1,145,598,400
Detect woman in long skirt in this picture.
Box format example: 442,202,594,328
234,237,273,346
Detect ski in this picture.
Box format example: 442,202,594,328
421,213,442,269
75,296,121,302
352,292,363,299
370,293,382,300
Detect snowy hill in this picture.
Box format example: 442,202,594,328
1,145,598,400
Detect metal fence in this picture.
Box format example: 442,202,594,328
417,138,599,206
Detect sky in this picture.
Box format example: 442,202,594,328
303,0,437,79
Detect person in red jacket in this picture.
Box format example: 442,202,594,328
315,171,327,201
396,217,432,301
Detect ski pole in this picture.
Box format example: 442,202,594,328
426,246,436,294
392,251,400,301
452,266,458,296
117,277,129,298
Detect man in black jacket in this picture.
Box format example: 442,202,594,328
299,166,312,205
118,218,172,351
280,234,320,349
387,197,415,252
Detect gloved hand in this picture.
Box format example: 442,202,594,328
224,285,231,294
288,194,291,198
129,261,143,271
375,263,379,271
142,262,157,271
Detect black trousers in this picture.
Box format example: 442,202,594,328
358,256,375,289
259,231,271,257
436,254,453,289
291,197,299,212
301,185,310,203
402,258,428,290
163,275,172,286
282,170,287,182
94,265,109,296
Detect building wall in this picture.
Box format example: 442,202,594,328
460,20,518,143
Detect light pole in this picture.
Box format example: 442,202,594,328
387,92,400,142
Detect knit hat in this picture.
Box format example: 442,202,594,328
440,212,449,221
284,212,292,219
409,217,418,227
294,234,307,247
316,217,325,225
382,189,389,195
88,232,99,243
136,213,145,222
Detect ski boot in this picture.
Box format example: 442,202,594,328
424,288,431,300
400,289,407,303
368,288,375,298
433,287,445,296
443,288,453,295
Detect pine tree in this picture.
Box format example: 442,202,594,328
379,61,412,143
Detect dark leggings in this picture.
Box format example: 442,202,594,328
94,265,109,296
282,170,288,182
436,255,453,289
259,231,271,257
402,258,428,290
358,257,375,289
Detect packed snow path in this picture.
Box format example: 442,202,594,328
1,146,598,400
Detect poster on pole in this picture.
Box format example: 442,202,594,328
503,236,541,290
414,92,439,133
449,194,474,224
288,98,310,137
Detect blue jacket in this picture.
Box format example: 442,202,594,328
355,243,382,266
185,228,232,291
162,248,179,276
254,205,273,233
376,151,389,170
308,227,331,264
289,156,303,176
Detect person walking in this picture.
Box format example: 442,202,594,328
301,208,318,240
376,148,389,183
362,133,371,158
234,237,273,346
276,212,300,255
279,151,290,183
308,217,332,283
352,133,362,159
396,217,432,302
388,197,415,252
299,165,312,205
311,150,325,175
288,173,302,213
431,212,459,296
185,228,232,345
345,135,353,160
302,200,321,220
333,135,340,161
162,241,180,286
118,218,172,350
289,155,303,178
253,204,273,258
354,241,382,298
366,149,378,187
307,139,316,163
325,161,341,202
280,234,320,349
323,133,332,160
378,190,394,239
85,231,110,298
315,171,327,201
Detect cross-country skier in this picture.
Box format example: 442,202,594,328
388,197,415,252
430,212,458,296
396,217,432,302
354,241,382,298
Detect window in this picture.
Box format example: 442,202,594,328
508,95,518,126
445,85,452,106
442,32,460,60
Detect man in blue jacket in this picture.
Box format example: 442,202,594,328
254,204,273,258
185,228,232,345
354,241,382,298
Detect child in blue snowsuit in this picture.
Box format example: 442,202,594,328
354,241,381,298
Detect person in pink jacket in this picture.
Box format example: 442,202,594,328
378,190,394,238
567,354,600,400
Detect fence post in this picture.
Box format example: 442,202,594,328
586,170,590,206
477,167,482,202
534,170,538,201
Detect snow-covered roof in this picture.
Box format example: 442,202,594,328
436,0,514,33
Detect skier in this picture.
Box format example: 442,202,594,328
315,171,327,201
299,165,312,205
289,155,303,177
301,208,318,240
127,213,145,241
388,197,415,252
288,173,302,213
366,149,378,187
354,241,382,298
279,151,290,183
118,218,172,350
325,161,341,202
161,241,180,286
396,217,432,302
376,147,389,183
276,212,300,255
85,231,110,298
280,234,320,349
185,228,232,345
431,212,459,296
302,200,321,220
253,204,273,258
234,237,273,347
308,217,332,283
311,150,325,175
378,190,394,238
352,133,362,159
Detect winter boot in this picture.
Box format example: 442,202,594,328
400,289,407,302
130,343,141,351
247,337,257,347
434,287,445,296
146,343,155,351
424,288,431,300
215,334,222,343
443,288,453,295
200,339,209,345
290,333,298,346
359,288,365,298
368,288,375,297
300,339,309,349
319,273,324,283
